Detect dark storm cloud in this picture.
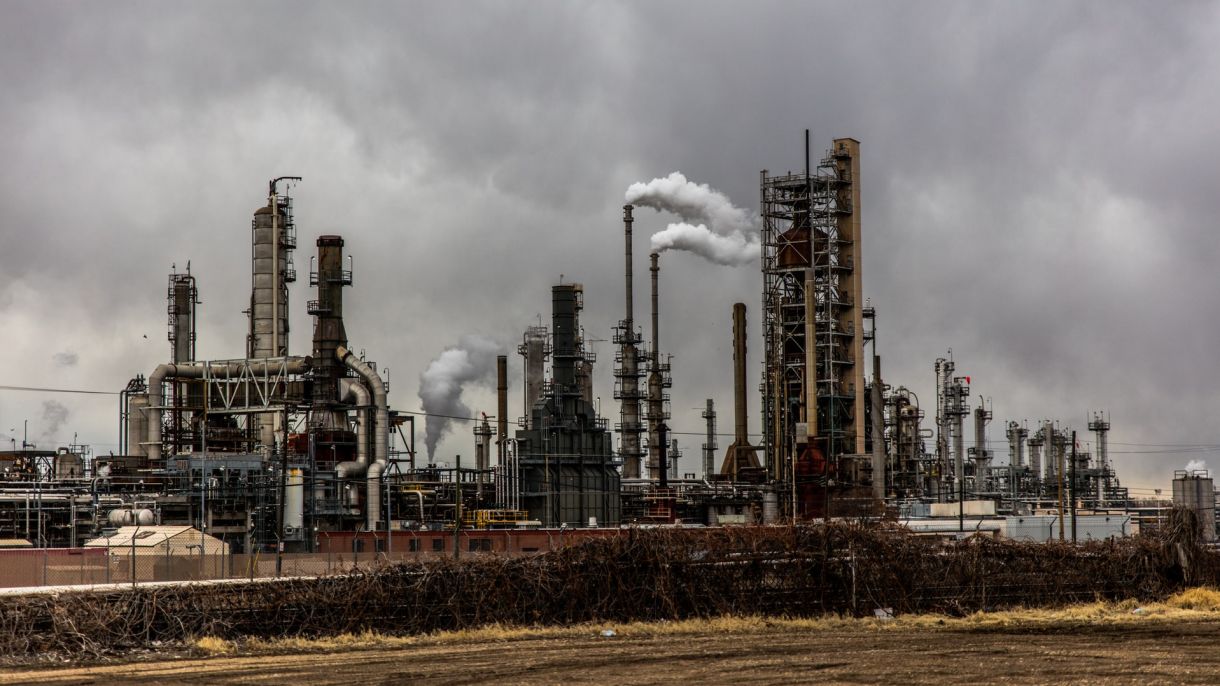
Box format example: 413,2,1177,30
1,1,1216,490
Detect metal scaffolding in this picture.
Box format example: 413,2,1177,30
761,136,865,517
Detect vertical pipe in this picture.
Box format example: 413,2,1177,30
703,399,715,479
1070,430,1077,542
624,205,634,327
648,252,661,479
871,355,885,501
803,269,816,441
496,354,508,479
732,303,749,444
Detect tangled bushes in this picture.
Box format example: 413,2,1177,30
1,517,1216,660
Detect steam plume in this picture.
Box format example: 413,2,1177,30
40,400,70,443
418,335,500,460
625,172,760,266
1186,459,1208,473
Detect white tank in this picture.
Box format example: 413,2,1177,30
126,394,149,457
1173,473,1216,541
108,508,156,527
285,468,304,532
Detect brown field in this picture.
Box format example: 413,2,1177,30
5,593,1220,685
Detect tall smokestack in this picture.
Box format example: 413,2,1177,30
625,205,634,326
496,354,508,467
720,303,760,479
310,236,351,426
732,303,748,444
618,205,645,479
647,251,662,478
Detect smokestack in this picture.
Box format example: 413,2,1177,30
618,205,644,479
624,205,634,325
648,252,662,478
496,355,507,467
732,303,748,444
311,236,351,419
720,303,760,479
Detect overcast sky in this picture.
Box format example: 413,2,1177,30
1,1,1217,496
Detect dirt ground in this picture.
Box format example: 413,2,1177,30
3,619,1220,685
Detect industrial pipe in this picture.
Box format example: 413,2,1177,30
367,460,385,531
146,357,311,464
337,345,388,530
338,377,371,465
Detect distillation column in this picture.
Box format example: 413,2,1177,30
614,205,647,479
645,252,671,479
519,327,549,428
1089,412,1111,505
250,177,300,452
702,399,716,480
970,400,992,490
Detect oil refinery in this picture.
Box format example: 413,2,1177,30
0,135,1186,554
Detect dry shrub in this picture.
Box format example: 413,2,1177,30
1165,587,1220,611
2,516,1218,662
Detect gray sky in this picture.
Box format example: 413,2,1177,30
1,1,1217,497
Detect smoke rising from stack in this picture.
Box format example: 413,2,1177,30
39,400,69,443
418,334,500,460
625,172,760,266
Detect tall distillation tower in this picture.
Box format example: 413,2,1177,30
760,136,865,516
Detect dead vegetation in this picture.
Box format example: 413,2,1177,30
1,510,1217,663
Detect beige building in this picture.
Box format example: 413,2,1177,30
85,526,228,557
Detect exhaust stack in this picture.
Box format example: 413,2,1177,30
719,303,760,478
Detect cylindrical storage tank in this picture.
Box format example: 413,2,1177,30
706,507,719,526
135,508,156,526
127,394,149,457
108,509,131,527
762,490,779,524
1173,474,1216,541
285,468,305,532
55,453,84,478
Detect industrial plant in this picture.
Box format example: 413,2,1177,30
0,136,1199,555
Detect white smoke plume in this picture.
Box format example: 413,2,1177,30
650,222,761,266
625,172,760,266
418,335,500,460
1185,459,1208,473
39,400,70,444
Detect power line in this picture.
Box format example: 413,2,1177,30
0,384,118,396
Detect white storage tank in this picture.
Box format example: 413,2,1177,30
108,508,156,527
1173,470,1216,541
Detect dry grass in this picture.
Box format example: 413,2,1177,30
190,588,1220,657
